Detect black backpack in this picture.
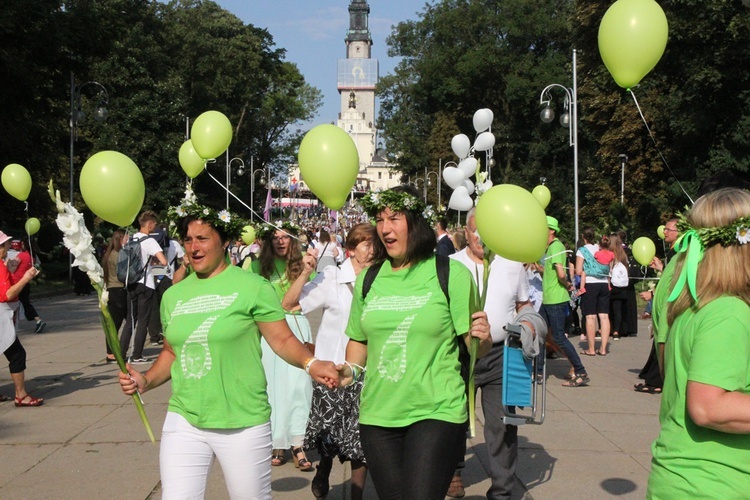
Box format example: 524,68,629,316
361,255,471,392
117,235,148,286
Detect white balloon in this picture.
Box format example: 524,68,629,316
473,108,493,133
458,157,478,178
474,131,496,152
443,166,466,189
451,134,471,159
448,186,474,211
463,179,475,195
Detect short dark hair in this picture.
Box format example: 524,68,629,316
178,215,230,245
582,226,596,244
437,217,449,231
138,210,158,227
371,185,436,266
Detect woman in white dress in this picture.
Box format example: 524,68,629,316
283,223,374,499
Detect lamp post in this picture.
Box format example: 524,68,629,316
425,169,440,207
619,154,628,205
249,158,267,221
539,49,578,242
70,72,109,209
225,152,245,211
70,72,108,280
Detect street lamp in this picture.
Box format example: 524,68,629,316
225,152,245,210
249,158,268,221
70,72,109,208
619,154,628,205
539,49,578,242
70,72,108,281
425,167,441,208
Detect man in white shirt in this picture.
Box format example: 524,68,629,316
120,211,167,363
448,208,533,499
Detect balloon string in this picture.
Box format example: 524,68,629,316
630,90,694,205
24,201,28,212
202,166,304,243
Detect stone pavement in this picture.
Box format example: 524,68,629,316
0,293,660,499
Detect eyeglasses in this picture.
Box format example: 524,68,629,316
272,235,291,242
664,228,678,233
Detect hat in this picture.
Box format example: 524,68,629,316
0,231,12,246
546,216,560,233
10,240,23,251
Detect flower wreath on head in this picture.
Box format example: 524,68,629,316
675,210,750,248
166,185,246,240
668,210,750,303
360,189,440,225
256,220,301,241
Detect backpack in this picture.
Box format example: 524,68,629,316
361,255,471,393
117,235,149,286
580,246,610,279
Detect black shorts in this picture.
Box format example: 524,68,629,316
580,282,610,316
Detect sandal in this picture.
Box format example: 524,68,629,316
634,383,662,394
562,373,590,387
580,351,597,356
292,446,314,471
271,449,286,466
15,394,44,407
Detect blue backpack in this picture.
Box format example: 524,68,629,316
580,246,610,279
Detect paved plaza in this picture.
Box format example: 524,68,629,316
0,293,660,499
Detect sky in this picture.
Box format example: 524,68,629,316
214,0,429,127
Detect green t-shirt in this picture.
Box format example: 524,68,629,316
160,265,286,429
652,257,677,344
249,257,314,313
346,256,474,427
542,238,569,305
648,296,750,498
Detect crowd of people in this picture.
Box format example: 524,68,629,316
4,171,745,498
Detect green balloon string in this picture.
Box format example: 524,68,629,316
667,230,703,303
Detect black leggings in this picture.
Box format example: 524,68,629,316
3,337,26,373
359,419,465,500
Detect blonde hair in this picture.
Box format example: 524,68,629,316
667,188,750,325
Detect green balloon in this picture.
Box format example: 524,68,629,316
2,163,33,201
598,0,669,89
657,225,665,239
25,217,40,236
632,236,656,266
531,185,551,209
190,110,232,160
475,184,548,263
80,151,145,227
241,225,256,245
179,140,205,178
298,124,359,210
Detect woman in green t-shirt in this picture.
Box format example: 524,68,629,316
647,188,750,498
119,209,338,499
339,186,492,500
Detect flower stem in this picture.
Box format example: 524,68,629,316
95,284,156,443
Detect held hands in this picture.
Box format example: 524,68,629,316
308,360,339,389
24,267,39,282
118,364,146,395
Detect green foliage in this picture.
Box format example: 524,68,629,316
0,0,321,248
380,0,750,244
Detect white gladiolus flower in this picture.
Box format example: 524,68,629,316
100,289,109,306
56,215,80,235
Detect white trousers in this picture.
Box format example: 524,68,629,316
160,412,272,500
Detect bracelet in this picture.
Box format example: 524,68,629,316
303,357,318,374
344,361,358,382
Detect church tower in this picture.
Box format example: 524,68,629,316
337,0,378,176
